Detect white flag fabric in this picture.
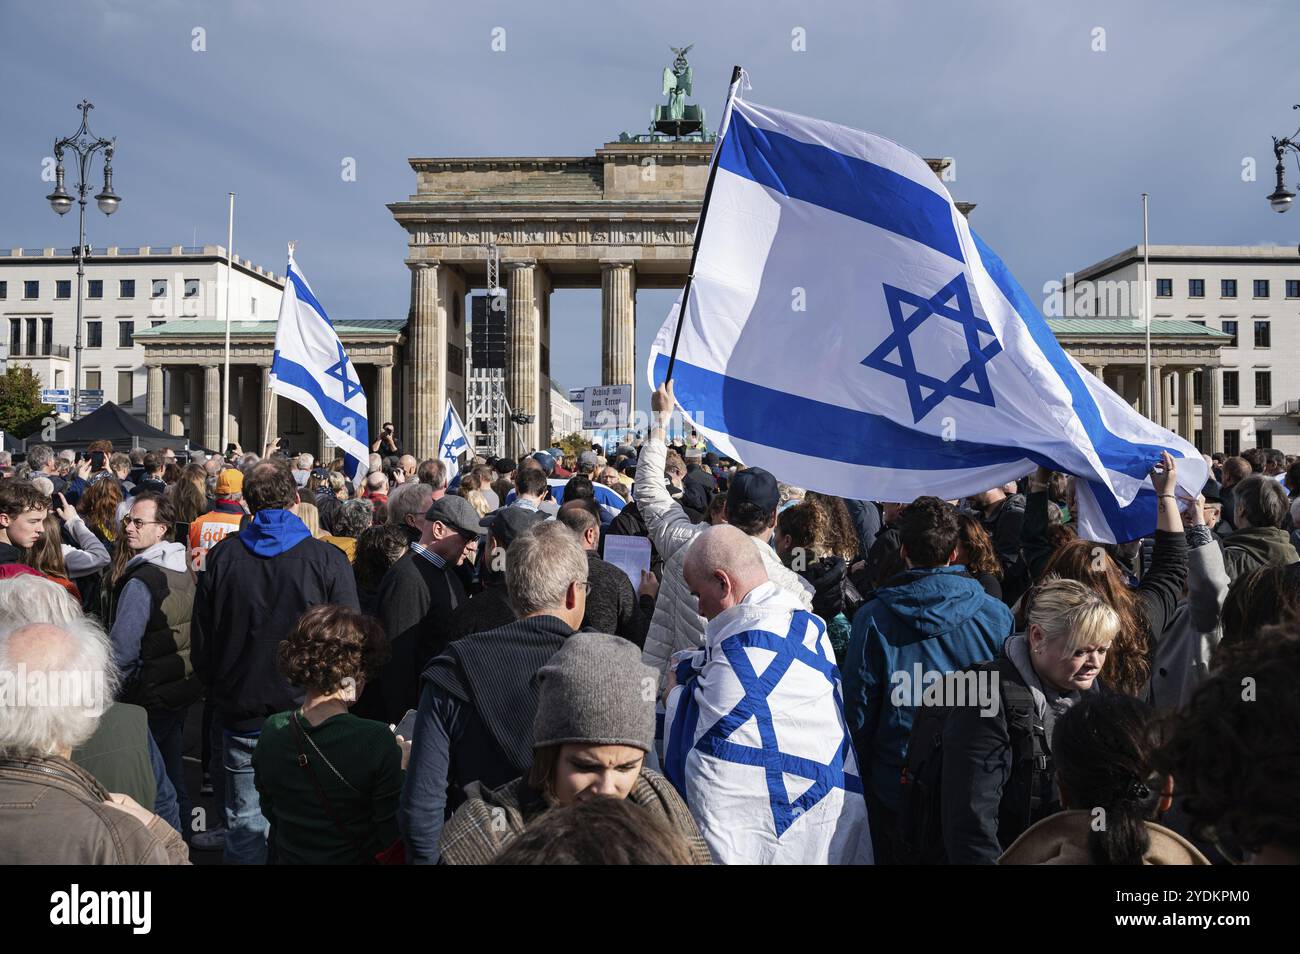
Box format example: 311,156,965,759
648,94,1205,543
663,581,873,864
270,251,369,490
438,398,470,485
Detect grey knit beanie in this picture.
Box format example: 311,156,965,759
533,632,657,752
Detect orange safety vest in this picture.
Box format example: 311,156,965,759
188,509,244,570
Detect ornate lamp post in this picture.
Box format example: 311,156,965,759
46,100,121,419
1266,104,1300,213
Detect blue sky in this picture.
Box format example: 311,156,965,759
2,0,1297,412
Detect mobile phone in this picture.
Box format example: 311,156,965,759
89,451,106,470
394,708,418,739
225,443,237,456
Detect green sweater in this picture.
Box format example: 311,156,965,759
252,709,403,864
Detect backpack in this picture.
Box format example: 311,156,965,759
897,655,1055,864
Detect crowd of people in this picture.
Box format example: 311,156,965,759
1,389,1298,865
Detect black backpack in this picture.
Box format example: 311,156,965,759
897,655,1055,864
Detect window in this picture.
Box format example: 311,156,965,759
151,279,167,298
85,370,100,391
56,280,71,299
1288,280,1300,298
87,321,102,348
24,280,38,299
0,280,7,299
1223,430,1240,457
1221,320,1238,346
1254,279,1270,298
25,318,36,356
41,318,52,355
1188,278,1204,298
1221,279,1237,298
1222,370,1239,406
118,320,135,348
1255,320,1271,348
117,371,134,406
1190,319,1206,326
150,320,166,328
250,297,257,316
1256,370,1272,406
8,319,20,355
54,370,64,389
1155,278,1172,297
184,278,200,298
87,279,103,299
119,279,135,298
1194,429,1203,451
1257,428,1273,448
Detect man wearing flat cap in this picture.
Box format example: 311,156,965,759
445,506,549,642
368,495,482,723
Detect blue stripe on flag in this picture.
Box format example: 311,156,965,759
288,267,333,328
719,111,965,263
271,353,367,444
653,353,1033,471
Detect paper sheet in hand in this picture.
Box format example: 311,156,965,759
604,535,651,589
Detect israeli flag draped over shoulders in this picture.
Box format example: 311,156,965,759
439,398,470,485
270,250,369,490
648,88,1205,543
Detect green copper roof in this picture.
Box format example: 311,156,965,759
134,319,406,338
1046,318,1231,338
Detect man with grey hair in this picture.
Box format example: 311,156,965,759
291,452,314,488
664,524,872,864
0,617,189,863
25,443,66,494
0,451,12,477
417,457,449,498
400,520,589,863
1223,474,1299,580
387,480,435,544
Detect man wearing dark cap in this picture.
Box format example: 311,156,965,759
445,506,549,642
681,445,717,514
367,495,482,723
635,381,815,689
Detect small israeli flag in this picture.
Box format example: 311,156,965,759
270,249,369,490
439,398,470,485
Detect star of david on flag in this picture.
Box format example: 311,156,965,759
647,79,1206,543
438,398,470,485
861,274,1002,424
269,249,369,490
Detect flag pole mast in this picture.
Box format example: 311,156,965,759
664,64,743,385
1142,193,1152,421
221,192,235,454
262,240,291,457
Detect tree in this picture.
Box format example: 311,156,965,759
0,367,55,439
552,431,591,459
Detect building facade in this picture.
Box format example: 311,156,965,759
1068,245,1300,454
1,244,284,417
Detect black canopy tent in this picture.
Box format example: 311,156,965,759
42,402,188,452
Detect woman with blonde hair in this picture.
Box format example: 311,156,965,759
296,501,323,538
917,577,1121,865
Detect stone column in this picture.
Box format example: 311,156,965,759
202,365,221,451
167,368,185,435
261,365,278,451
1178,369,1195,442
1157,369,1171,429
375,363,394,439
146,365,164,430
407,261,442,460
1092,364,1106,379
239,371,259,448
601,261,637,421
505,260,538,456
1202,365,1221,454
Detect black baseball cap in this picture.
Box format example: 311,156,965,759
479,506,548,548
728,467,779,512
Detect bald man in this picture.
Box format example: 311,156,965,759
663,524,872,865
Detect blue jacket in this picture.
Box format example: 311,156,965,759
843,565,1013,813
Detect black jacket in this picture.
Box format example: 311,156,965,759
582,552,641,645
192,521,358,733
368,550,467,724
0,542,23,566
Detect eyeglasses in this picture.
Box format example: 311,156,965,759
122,517,164,530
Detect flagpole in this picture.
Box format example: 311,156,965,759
262,241,290,457
665,64,743,384
221,192,234,453
1142,193,1152,421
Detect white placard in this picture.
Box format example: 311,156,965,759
582,384,631,429
603,534,652,590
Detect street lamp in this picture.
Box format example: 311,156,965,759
46,100,120,419
1267,104,1299,213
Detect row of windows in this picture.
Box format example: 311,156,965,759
68,370,136,405
1194,430,1276,456
1156,278,1300,299
0,278,207,300
1190,369,1275,407
5,317,166,354
1188,319,1271,348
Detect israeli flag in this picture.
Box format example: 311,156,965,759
649,92,1205,543
270,250,369,490
439,398,470,484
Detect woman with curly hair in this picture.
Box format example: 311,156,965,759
251,604,405,864
77,477,124,546
955,511,1003,600
775,499,861,662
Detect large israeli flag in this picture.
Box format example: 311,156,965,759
270,250,369,490
649,93,1205,543
438,398,470,484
